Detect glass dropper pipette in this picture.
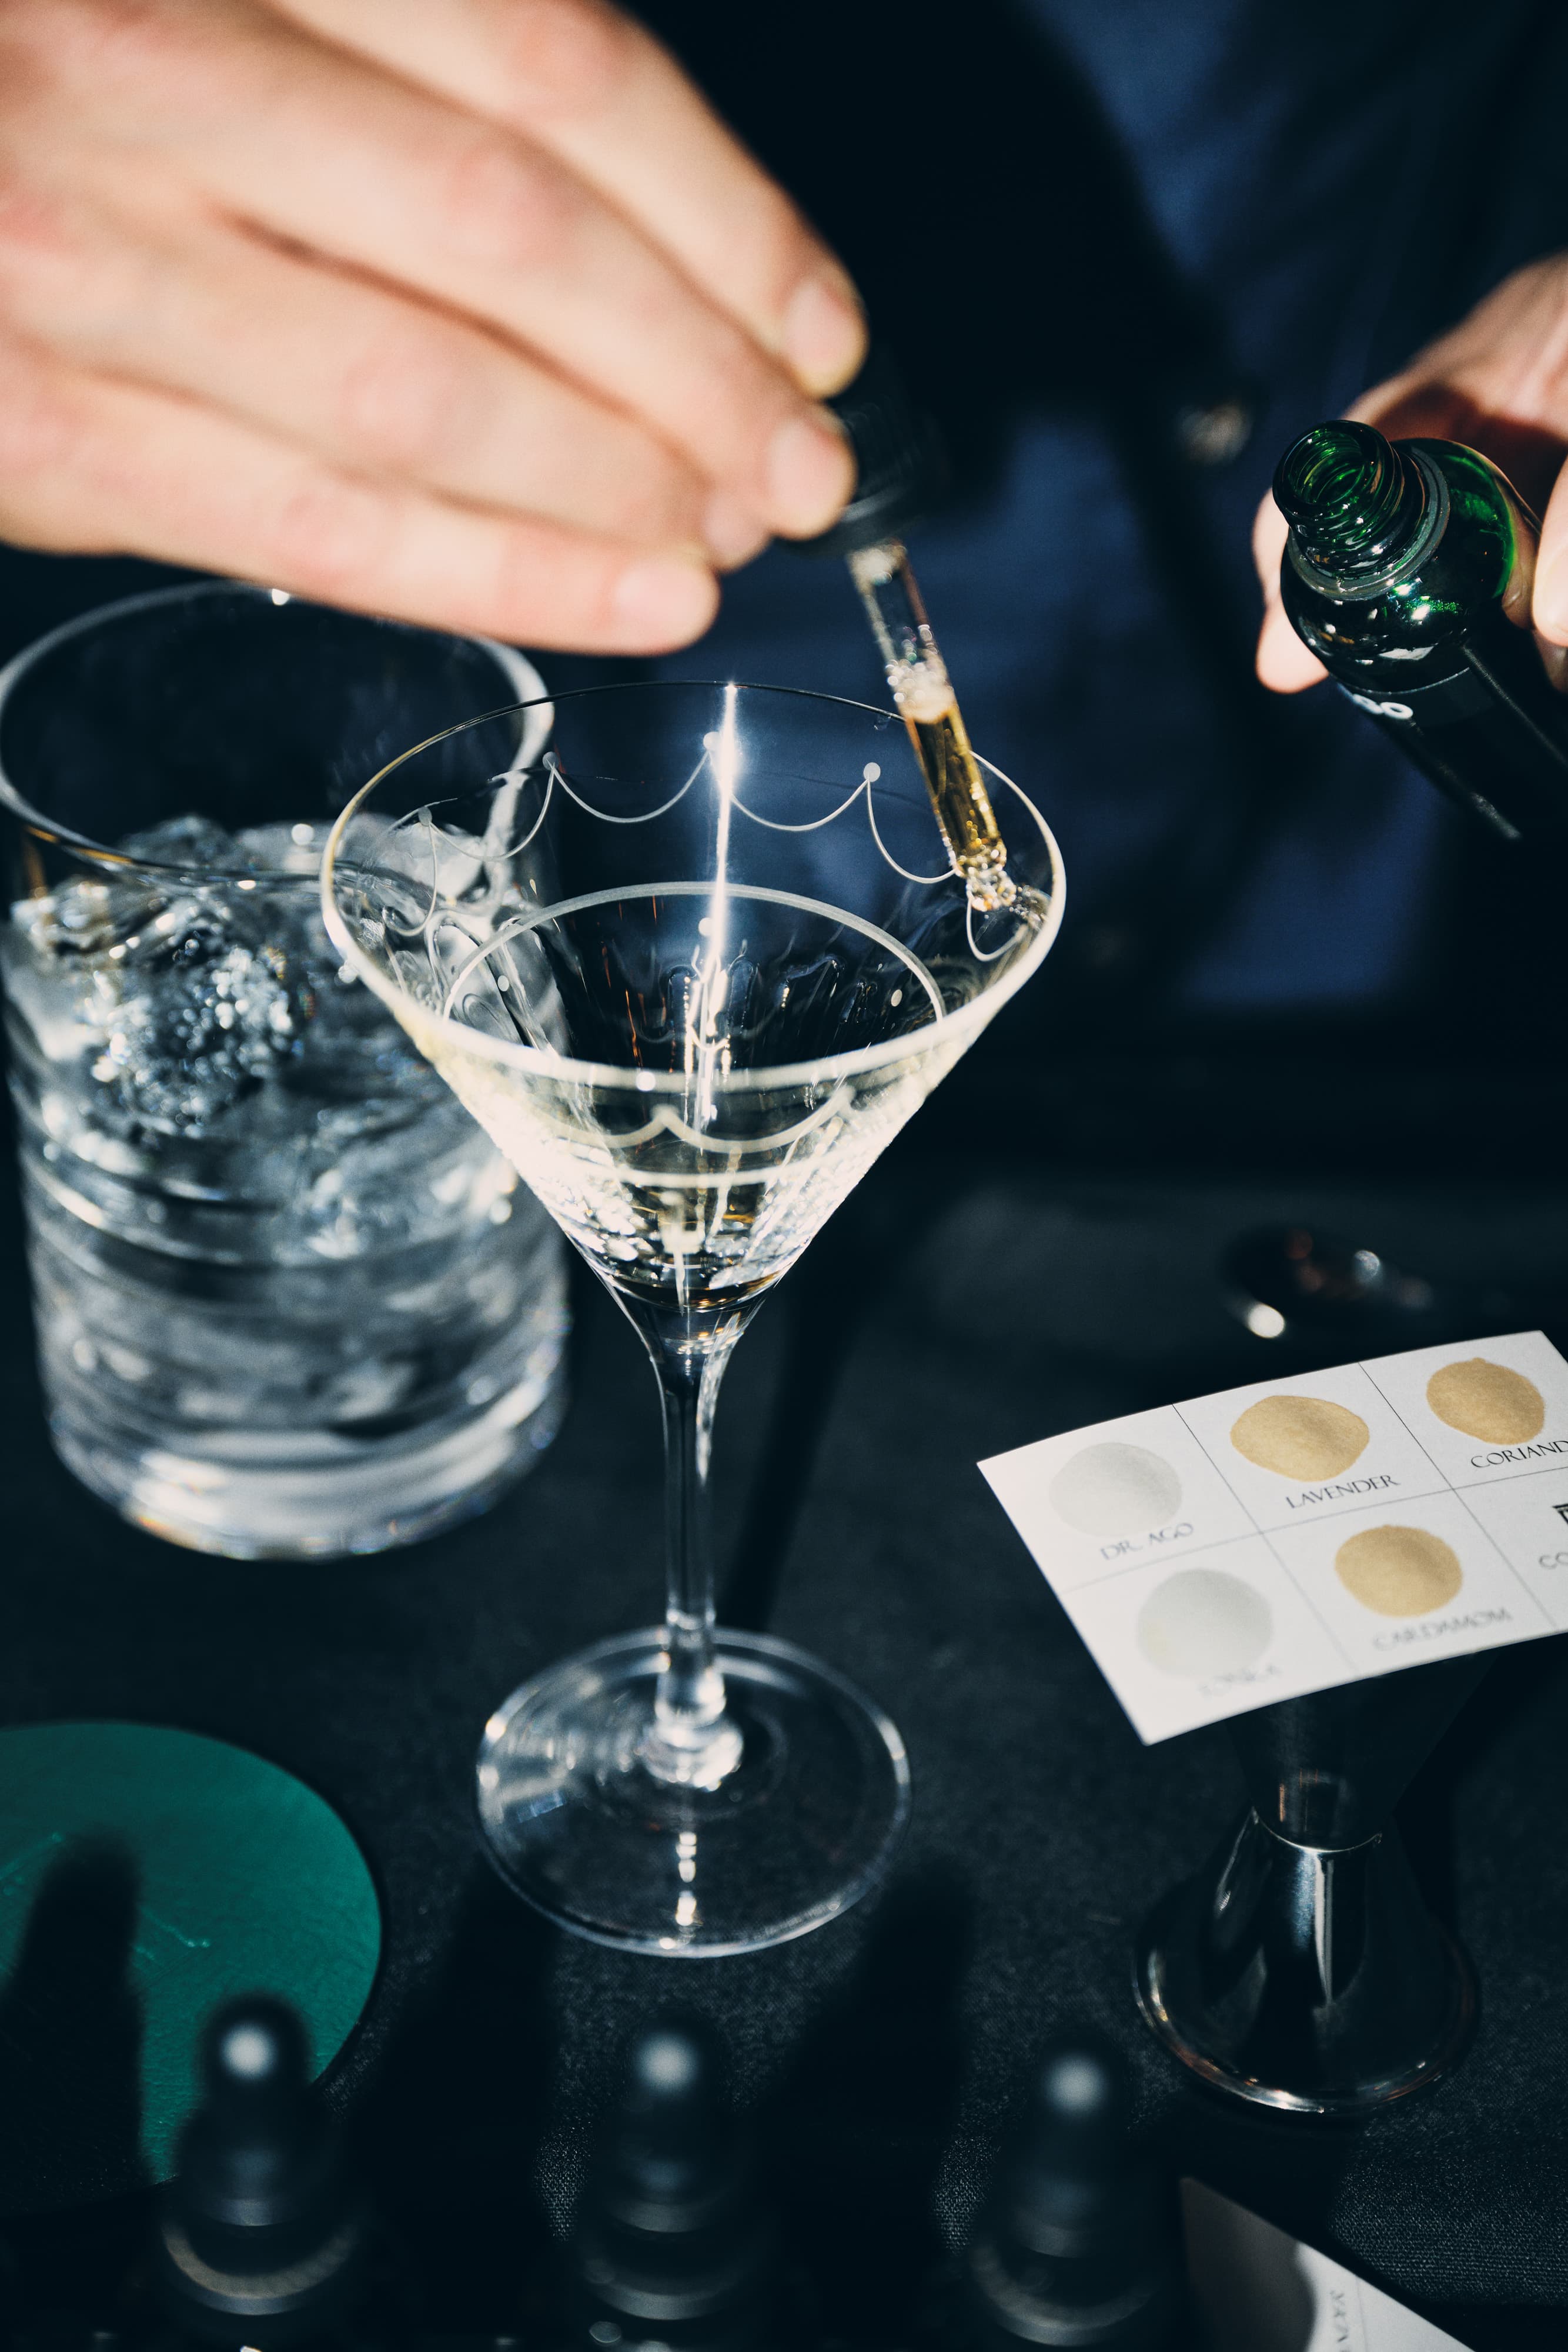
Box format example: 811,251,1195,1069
810,343,1016,910
847,537,1015,910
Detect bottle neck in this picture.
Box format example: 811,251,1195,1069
1274,420,1427,582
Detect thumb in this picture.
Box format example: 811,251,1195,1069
1252,489,1326,691
1532,456,1568,649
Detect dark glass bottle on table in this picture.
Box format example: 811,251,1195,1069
948,2040,1194,2351
142,1998,394,2352
567,2022,796,2352
1274,418,1568,841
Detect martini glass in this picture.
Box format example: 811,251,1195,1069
323,681,1063,1954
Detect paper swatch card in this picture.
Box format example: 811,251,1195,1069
980,1331,1568,1742
1183,2181,1467,2350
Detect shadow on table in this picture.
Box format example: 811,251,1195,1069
762,1862,971,2348
352,1860,557,2331
1399,1638,1568,1934
0,1836,146,2213
721,1167,955,1636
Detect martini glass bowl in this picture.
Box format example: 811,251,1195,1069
323,681,1063,1954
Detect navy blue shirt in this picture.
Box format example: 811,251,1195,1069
634,0,1568,1011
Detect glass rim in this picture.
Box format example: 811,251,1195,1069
0,578,543,878
320,677,1066,1098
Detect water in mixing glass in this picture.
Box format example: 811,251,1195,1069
3,813,567,1556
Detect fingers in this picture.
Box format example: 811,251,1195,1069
1501,510,1537,630
1365,260,1568,442
0,178,763,563
222,88,854,537
1349,373,1472,442
1533,457,1568,675
18,0,855,540
1252,489,1325,691
262,0,867,395
0,328,720,651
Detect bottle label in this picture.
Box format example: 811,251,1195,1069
1338,668,1493,723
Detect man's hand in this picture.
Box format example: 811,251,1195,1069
1255,254,1568,693
0,0,867,650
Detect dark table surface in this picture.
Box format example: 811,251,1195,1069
5,1060,1568,2351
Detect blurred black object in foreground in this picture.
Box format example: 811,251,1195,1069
152,1998,373,2352
953,2040,1189,2350
569,2020,791,2352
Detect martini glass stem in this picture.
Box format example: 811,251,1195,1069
630,1305,746,1788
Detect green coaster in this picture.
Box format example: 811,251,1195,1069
0,1722,382,2212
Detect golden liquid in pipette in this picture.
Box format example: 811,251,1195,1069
850,542,1015,911
890,666,1014,910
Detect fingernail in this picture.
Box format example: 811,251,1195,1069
1539,634,1568,694
1534,548,1568,642
702,491,770,569
766,410,854,535
1255,606,1323,692
611,556,717,647
782,271,867,395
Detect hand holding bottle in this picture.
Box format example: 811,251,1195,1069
1254,253,1568,694
0,0,864,651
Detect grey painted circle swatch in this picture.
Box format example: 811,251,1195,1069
1137,1570,1274,1679
1049,1442,1183,1536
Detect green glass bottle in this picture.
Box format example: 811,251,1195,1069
1273,419,1568,841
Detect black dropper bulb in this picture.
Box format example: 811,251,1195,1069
959,2039,1185,2350
570,2019,782,2350
799,340,949,557
154,1997,366,2347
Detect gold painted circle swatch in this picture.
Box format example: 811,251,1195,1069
1136,1569,1273,1679
1229,1393,1370,1482
1425,1357,1544,1445
1334,1524,1462,1618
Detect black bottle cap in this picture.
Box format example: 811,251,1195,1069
571,2019,778,2343
155,1996,366,2346
964,2039,1183,2349
797,341,950,557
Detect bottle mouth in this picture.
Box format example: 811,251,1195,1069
1273,420,1422,575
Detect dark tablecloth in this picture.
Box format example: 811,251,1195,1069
4,1119,1568,2350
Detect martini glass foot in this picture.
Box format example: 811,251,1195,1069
476,1628,910,1955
